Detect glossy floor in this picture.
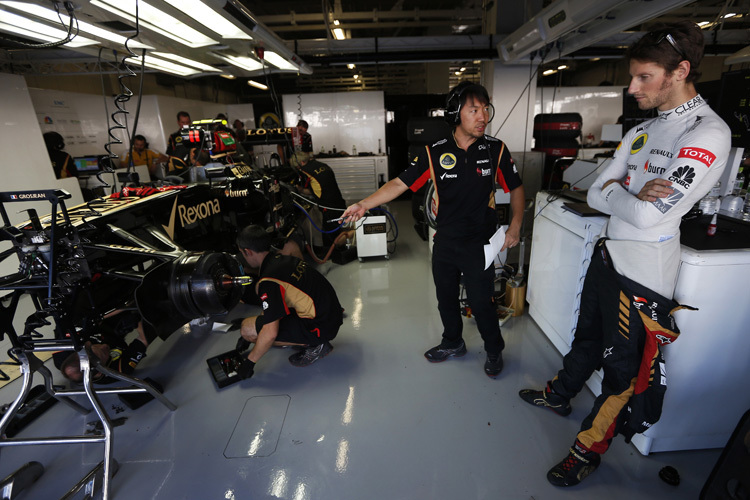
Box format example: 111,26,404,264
0,201,720,500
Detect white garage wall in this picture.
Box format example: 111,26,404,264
282,91,387,156
27,88,252,160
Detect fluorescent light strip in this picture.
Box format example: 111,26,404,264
247,80,267,90
151,52,220,72
212,53,263,72
0,11,98,47
90,0,217,48
142,55,200,76
332,28,345,40
162,0,251,40
263,51,298,71
0,1,153,49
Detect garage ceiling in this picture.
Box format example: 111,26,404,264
0,0,748,95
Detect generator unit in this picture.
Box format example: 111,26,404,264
355,215,388,261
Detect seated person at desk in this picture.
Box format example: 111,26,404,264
234,225,343,378
122,135,168,177
43,131,77,179
291,151,347,248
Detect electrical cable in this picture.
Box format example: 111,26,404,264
533,156,614,221
124,49,148,179
493,47,547,136
260,55,295,167
293,201,345,234
100,0,141,193
0,1,77,48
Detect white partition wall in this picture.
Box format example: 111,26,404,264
0,73,84,275
28,88,250,159
282,91,386,156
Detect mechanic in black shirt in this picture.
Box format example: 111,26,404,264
234,225,344,379
296,119,313,153
291,151,347,248
342,81,524,377
166,110,191,159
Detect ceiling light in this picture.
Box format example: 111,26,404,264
347,63,355,69
697,21,710,27
151,52,220,72
332,28,346,40
0,1,153,49
460,67,466,72
455,71,461,75
263,50,298,71
220,74,236,79
90,0,217,48
723,12,737,18
248,80,268,90
557,64,568,70
142,55,200,76
543,69,557,76
333,19,340,26
212,53,263,72
353,74,359,80
0,10,98,47
162,0,251,40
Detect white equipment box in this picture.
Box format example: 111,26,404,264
355,215,388,261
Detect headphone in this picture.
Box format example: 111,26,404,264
444,82,495,126
43,131,65,151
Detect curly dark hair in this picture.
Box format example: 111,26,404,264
627,21,704,83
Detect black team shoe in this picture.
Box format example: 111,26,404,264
424,341,467,362
547,441,601,487
288,342,333,367
518,382,572,416
484,352,503,377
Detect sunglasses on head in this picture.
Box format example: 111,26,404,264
650,31,687,61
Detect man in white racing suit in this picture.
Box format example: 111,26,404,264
519,20,731,487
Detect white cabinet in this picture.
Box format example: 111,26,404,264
322,156,388,205
527,192,607,354
528,192,750,455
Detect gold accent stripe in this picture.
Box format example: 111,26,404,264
578,378,637,449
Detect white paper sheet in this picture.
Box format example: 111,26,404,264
483,227,506,270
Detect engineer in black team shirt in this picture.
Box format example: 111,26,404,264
234,225,344,379
342,81,524,378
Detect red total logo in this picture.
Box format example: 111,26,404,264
678,147,716,167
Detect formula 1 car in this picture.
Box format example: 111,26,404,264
0,161,301,361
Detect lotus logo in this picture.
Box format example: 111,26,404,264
630,133,648,154
439,153,457,169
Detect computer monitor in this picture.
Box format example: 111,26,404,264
73,156,100,175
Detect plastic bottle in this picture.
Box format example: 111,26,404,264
707,213,718,236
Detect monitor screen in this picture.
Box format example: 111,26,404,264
717,70,750,149
74,156,100,174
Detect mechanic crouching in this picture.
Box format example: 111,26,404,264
234,225,344,380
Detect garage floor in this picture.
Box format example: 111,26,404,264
0,201,720,500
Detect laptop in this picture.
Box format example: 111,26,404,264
73,156,100,176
